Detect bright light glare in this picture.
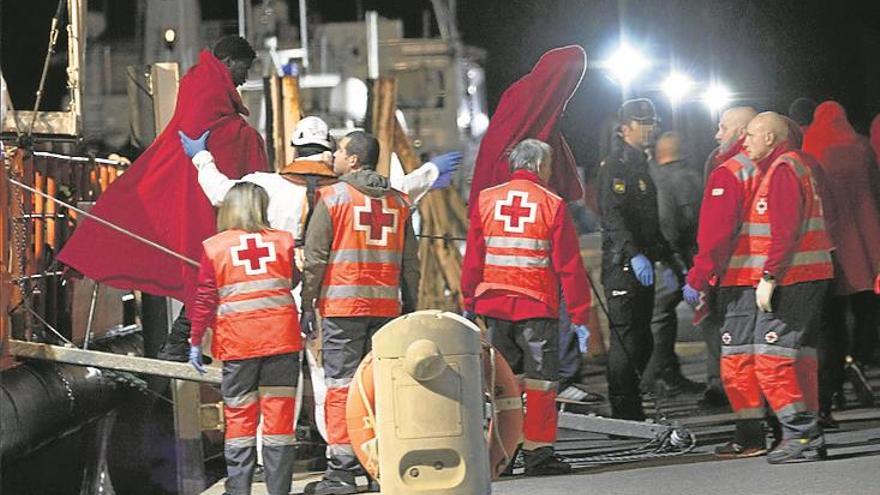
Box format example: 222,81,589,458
663,73,693,103
606,45,648,86
702,84,731,111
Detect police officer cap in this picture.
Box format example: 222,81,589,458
618,98,658,124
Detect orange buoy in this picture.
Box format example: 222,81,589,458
345,342,524,483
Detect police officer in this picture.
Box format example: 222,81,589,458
598,98,686,420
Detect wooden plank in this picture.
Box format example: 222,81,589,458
371,78,397,177
8,339,222,384
1,148,11,367
150,63,180,136
281,76,301,166
268,76,286,172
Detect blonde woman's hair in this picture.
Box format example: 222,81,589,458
217,182,271,232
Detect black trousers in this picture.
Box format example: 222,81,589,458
603,264,655,418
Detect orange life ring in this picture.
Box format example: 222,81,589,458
345,342,524,483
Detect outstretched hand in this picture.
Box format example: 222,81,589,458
430,151,463,190
179,130,210,159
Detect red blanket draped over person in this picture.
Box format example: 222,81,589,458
468,45,586,208
803,101,880,295
58,49,268,306
871,115,880,166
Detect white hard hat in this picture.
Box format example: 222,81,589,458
291,116,332,149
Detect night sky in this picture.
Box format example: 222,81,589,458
3,0,879,172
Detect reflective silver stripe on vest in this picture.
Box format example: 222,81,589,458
485,253,550,268
329,249,402,264
320,285,399,300
218,278,291,298
790,249,831,266
323,182,351,207
224,390,258,408
226,436,257,448
258,386,297,398
741,218,825,238
262,434,296,446
217,294,295,316
727,254,767,269
485,236,550,251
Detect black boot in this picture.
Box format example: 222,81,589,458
157,311,193,362
654,368,706,397
522,446,572,476
609,395,645,421
715,419,767,459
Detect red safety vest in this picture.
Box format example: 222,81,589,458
203,229,300,361
719,153,763,287
318,182,410,317
475,178,561,311
734,152,833,286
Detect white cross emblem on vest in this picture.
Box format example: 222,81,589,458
494,190,537,233
353,197,399,246
231,233,277,275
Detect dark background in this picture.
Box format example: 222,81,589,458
4,0,880,175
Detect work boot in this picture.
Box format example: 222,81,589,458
609,395,645,421
499,446,523,477
845,357,875,407
715,419,767,459
817,410,839,430
698,386,729,408
522,447,572,476
653,369,706,397
303,477,358,495
766,432,827,464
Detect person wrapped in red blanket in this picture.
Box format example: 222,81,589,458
59,36,267,308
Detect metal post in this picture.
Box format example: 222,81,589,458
83,282,99,349
237,0,246,39
298,0,309,71
366,11,379,80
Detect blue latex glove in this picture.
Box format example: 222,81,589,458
461,310,477,322
662,267,681,291
301,310,317,339
178,130,210,159
189,345,206,374
573,324,590,354
682,283,700,306
630,254,654,286
430,151,463,190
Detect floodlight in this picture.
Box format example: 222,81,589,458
702,84,731,111
606,44,648,86
663,73,693,103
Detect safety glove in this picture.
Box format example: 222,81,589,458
189,345,206,375
300,310,318,339
178,130,210,159
572,324,590,354
682,283,701,306
630,254,654,286
756,278,776,312
430,151,463,190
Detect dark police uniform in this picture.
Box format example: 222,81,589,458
597,99,685,420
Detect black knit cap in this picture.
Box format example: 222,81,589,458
213,35,256,62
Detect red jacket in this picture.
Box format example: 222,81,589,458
461,170,591,325
687,151,755,291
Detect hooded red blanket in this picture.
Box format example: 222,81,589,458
58,49,268,306
803,101,880,294
468,45,586,208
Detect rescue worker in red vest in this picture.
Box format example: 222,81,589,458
684,108,769,457
301,131,420,495
741,111,833,463
460,138,593,475
187,182,301,495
